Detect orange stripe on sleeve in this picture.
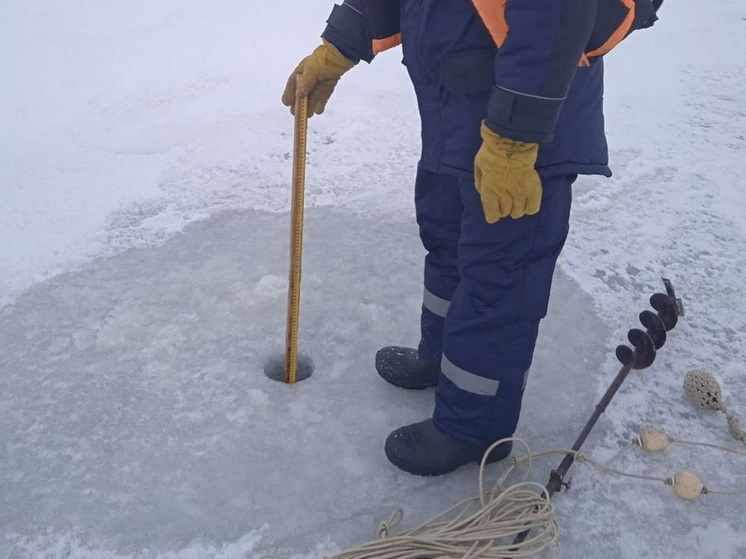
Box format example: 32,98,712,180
585,0,636,58
372,33,402,55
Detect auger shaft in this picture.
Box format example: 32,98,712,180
544,359,635,499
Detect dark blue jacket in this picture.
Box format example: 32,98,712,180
322,0,613,179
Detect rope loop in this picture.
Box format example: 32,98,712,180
377,508,403,539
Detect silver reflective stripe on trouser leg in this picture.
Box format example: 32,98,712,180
441,354,501,396
423,288,450,318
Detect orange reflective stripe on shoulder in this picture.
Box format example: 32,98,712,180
471,0,509,47
585,0,636,58
372,33,402,55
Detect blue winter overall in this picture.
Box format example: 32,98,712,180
323,0,612,446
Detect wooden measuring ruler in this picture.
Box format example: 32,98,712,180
284,92,309,384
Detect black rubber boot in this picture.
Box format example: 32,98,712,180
384,419,513,476
375,346,440,389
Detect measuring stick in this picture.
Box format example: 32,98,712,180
284,90,309,384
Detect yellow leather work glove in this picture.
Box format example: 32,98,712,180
282,40,356,117
474,122,543,224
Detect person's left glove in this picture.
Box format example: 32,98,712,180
474,122,543,224
282,40,356,117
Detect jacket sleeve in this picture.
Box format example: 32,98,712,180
321,0,375,64
486,0,597,144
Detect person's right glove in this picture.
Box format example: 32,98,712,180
474,122,543,224
281,40,356,117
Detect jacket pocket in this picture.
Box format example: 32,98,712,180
439,49,495,96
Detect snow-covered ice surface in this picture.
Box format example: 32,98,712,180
2,1,745,558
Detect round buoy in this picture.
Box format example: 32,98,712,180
639,428,671,452
673,471,703,500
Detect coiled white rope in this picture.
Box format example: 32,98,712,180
324,370,745,558
332,439,561,559
327,435,745,559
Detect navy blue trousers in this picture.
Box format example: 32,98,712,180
396,0,592,446
415,167,575,446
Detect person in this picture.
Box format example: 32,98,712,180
282,0,657,476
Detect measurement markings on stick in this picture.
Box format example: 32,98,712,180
285,92,309,384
